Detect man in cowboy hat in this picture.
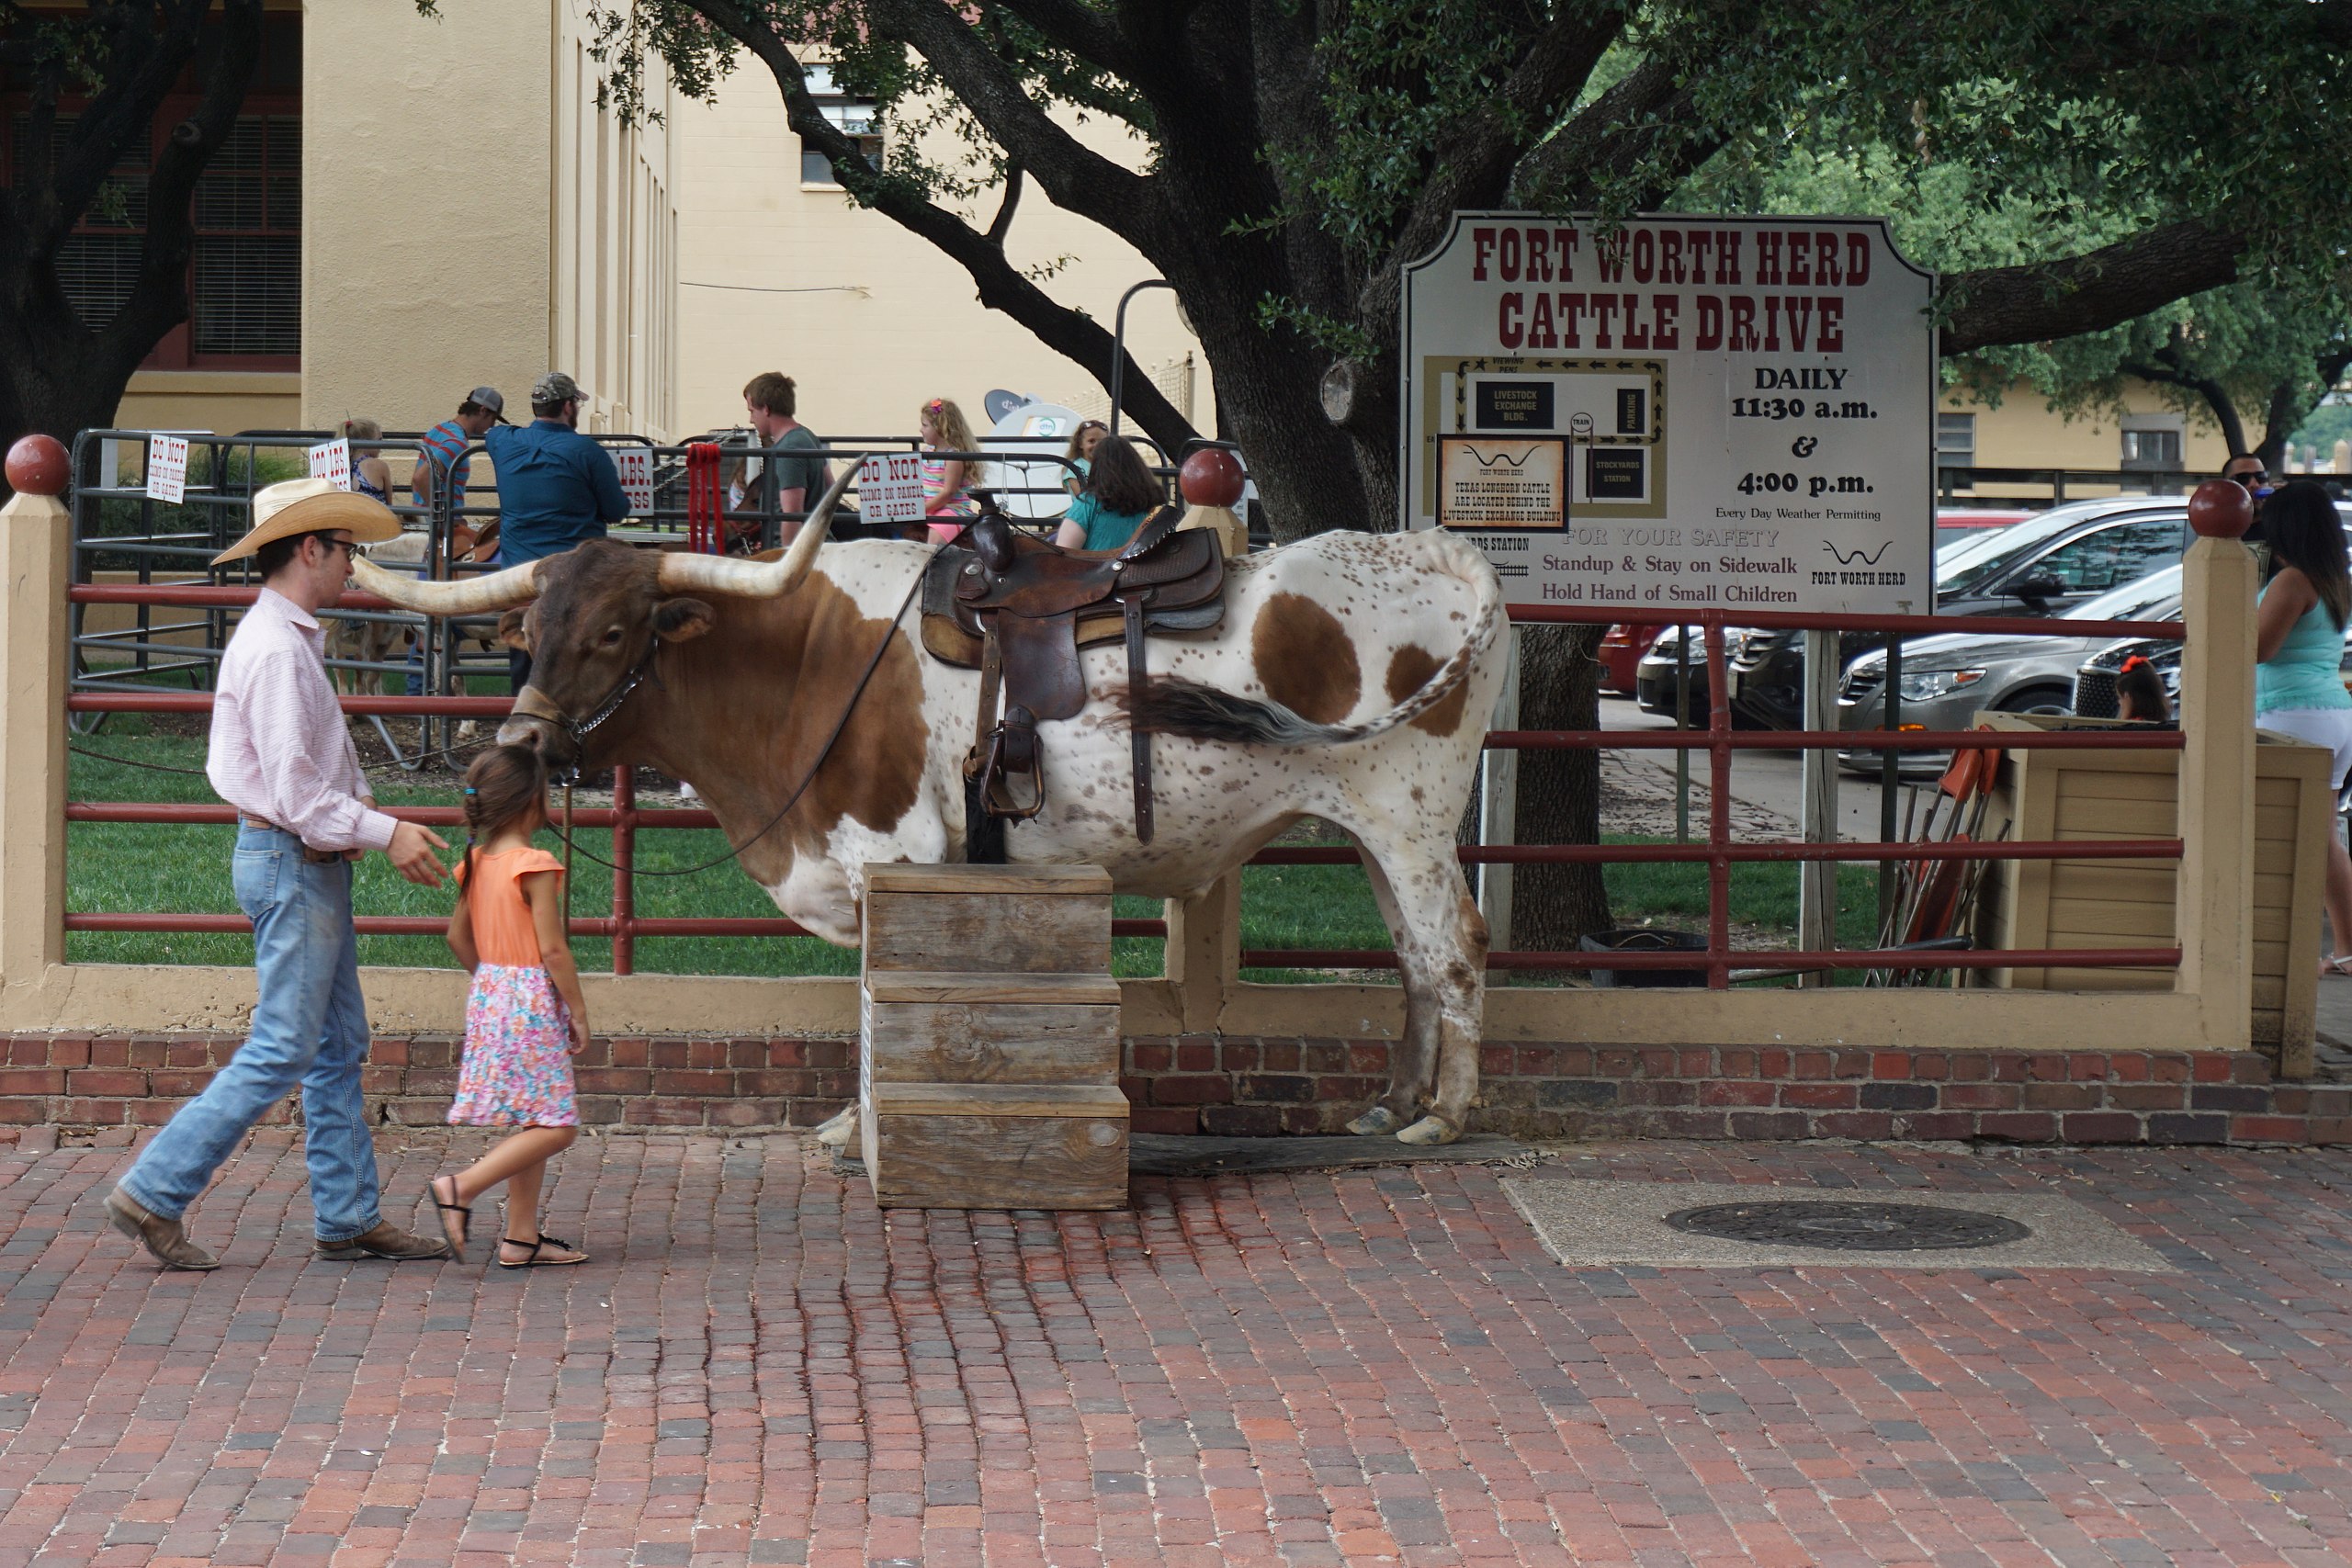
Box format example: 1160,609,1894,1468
106,479,456,1270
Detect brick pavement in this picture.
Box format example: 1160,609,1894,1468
3,1130,2351,1566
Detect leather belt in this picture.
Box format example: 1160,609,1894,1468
238,816,346,863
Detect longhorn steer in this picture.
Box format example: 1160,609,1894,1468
356,475,1508,1145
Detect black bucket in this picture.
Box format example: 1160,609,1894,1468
1578,928,1708,988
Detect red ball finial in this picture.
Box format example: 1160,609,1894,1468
5,434,69,497
2187,478,2254,538
1178,447,1246,508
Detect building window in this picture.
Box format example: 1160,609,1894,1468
800,64,881,186
0,13,300,368
1936,412,1975,466
2120,427,2183,469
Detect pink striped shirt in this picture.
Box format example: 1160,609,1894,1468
206,587,399,852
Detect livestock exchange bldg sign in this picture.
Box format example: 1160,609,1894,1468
1401,212,1936,615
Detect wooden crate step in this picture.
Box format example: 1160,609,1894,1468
865,971,1121,1006
862,865,1113,975
863,983,1118,1088
861,1080,1129,1211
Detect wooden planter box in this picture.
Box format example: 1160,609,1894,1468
857,864,1129,1210
1974,711,2332,1071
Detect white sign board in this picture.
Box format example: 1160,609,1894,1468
143,435,188,503
614,448,654,514
1402,212,1936,615
308,438,352,491
857,453,928,525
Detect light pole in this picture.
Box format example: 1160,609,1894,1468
1108,278,1176,436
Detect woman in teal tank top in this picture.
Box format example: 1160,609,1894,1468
2253,481,2352,973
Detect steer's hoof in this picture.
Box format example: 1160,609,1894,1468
1396,1114,1462,1147
1346,1105,1404,1136
812,1106,859,1148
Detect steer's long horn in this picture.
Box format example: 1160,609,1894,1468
654,457,856,599
351,556,542,616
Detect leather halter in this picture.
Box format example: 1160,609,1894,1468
509,643,661,770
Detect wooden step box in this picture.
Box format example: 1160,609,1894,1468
859,864,1128,1210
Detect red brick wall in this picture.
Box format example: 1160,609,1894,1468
1,1033,2344,1145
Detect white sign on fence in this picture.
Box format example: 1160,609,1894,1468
856,453,928,525
1401,212,1936,615
614,447,655,514
143,435,188,503
307,438,353,491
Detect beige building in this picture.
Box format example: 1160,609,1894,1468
104,0,682,443
88,1,1200,452
1936,382,2234,500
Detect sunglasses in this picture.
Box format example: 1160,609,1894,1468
2230,470,2270,488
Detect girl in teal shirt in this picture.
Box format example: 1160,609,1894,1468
2253,481,2352,973
1055,434,1165,552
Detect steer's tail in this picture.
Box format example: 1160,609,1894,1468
1127,533,1505,748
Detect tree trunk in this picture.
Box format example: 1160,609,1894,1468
1502,624,1612,956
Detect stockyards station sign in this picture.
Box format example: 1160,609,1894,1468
1401,212,1936,615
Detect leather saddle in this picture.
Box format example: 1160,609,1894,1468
918,503,1225,853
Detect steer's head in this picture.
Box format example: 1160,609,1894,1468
352,463,858,772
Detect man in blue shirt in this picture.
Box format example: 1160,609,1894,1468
483,372,629,689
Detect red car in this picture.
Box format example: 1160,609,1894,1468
1598,622,1665,694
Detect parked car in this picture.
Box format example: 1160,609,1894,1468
1598,622,1666,695
1710,495,2198,728
1839,565,2185,773
2071,502,2352,718
1934,507,2033,554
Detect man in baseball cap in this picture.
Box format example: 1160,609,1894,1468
481,371,628,690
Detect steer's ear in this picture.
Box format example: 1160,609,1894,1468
496,608,531,652
652,597,717,643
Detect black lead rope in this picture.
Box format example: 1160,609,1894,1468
547,552,936,880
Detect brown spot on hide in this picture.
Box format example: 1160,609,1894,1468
1251,592,1360,725
1385,644,1469,737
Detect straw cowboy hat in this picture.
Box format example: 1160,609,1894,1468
212,477,402,566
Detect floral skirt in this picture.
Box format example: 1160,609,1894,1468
449,963,579,1127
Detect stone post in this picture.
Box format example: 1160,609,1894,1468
0,450,73,1013
2175,532,2257,1050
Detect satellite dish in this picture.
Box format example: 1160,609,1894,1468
982,388,1024,423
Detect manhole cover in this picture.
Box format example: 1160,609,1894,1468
1663,1200,2031,1252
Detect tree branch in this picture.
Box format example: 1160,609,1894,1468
1512,54,1726,211
1385,9,1622,273
100,0,265,366
698,6,1196,450
985,161,1023,244
2119,354,2246,457
866,0,1159,235
1940,220,2246,355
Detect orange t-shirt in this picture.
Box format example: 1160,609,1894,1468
458,846,566,966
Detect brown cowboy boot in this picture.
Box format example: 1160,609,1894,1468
105,1186,221,1271
316,1221,451,1261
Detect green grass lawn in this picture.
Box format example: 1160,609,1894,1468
68,723,1886,982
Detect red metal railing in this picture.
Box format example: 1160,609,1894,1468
68,588,2189,986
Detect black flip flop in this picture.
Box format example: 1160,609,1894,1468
429,1176,471,1262
496,1234,588,1269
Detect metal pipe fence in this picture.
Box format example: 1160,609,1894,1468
64,570,2192,986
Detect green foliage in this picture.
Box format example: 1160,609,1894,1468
1675,102,2352,443
2292,399,2352,458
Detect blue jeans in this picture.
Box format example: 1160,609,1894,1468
120,826,382,1243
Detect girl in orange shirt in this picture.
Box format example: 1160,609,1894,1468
426,745,593,1267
